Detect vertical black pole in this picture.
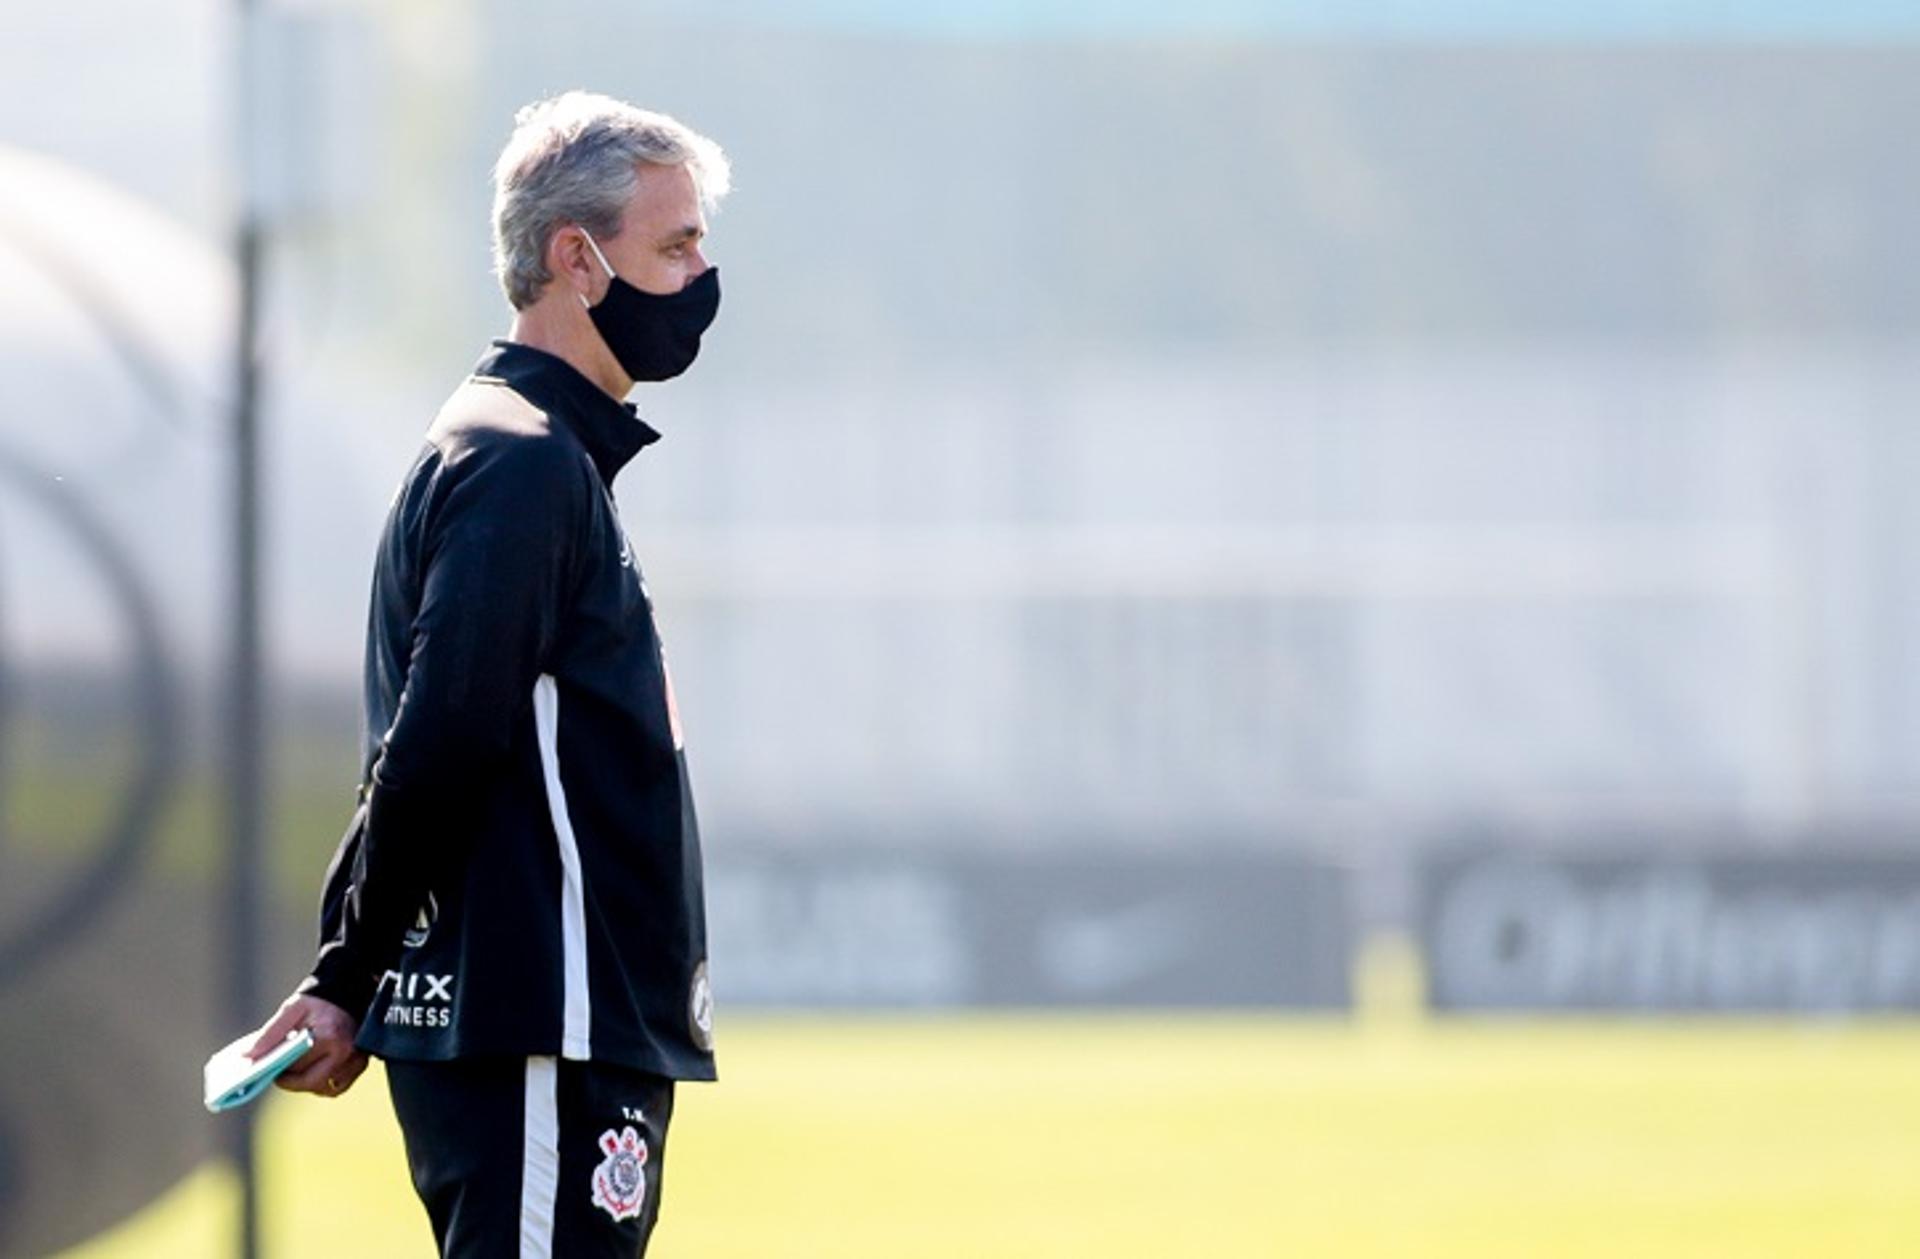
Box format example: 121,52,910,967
227,2,265,1256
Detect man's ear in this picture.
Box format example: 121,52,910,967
548,225,596,301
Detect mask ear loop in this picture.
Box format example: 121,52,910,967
577,229,618,308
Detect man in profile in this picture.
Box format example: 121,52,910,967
248,90,729,1256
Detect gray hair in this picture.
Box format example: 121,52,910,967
491,91,732,310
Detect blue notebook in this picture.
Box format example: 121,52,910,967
203,1029,315,1113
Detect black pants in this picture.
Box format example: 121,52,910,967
386,1055,676,1258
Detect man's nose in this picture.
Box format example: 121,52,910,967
684,245,711,282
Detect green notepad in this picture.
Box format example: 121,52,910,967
203,1028,315,1113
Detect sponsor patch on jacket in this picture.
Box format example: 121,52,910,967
590,1126,649,1222
377,968,455,1029
689,960,714,1051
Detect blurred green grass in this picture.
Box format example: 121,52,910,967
53,951,1920,1259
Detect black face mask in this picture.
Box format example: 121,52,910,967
580,230,720,382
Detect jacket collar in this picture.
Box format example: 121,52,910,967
473,339,660,482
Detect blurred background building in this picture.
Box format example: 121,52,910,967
5,0,1920,1254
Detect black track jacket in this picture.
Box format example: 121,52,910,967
303,341,716,1081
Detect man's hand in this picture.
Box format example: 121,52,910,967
248,992,369,1099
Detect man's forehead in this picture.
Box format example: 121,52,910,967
622,163,704,235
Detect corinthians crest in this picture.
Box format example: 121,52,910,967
590,1125,650,1222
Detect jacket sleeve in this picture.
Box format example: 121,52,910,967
304,437,587,1017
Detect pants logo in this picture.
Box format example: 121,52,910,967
590,1126,649,1222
